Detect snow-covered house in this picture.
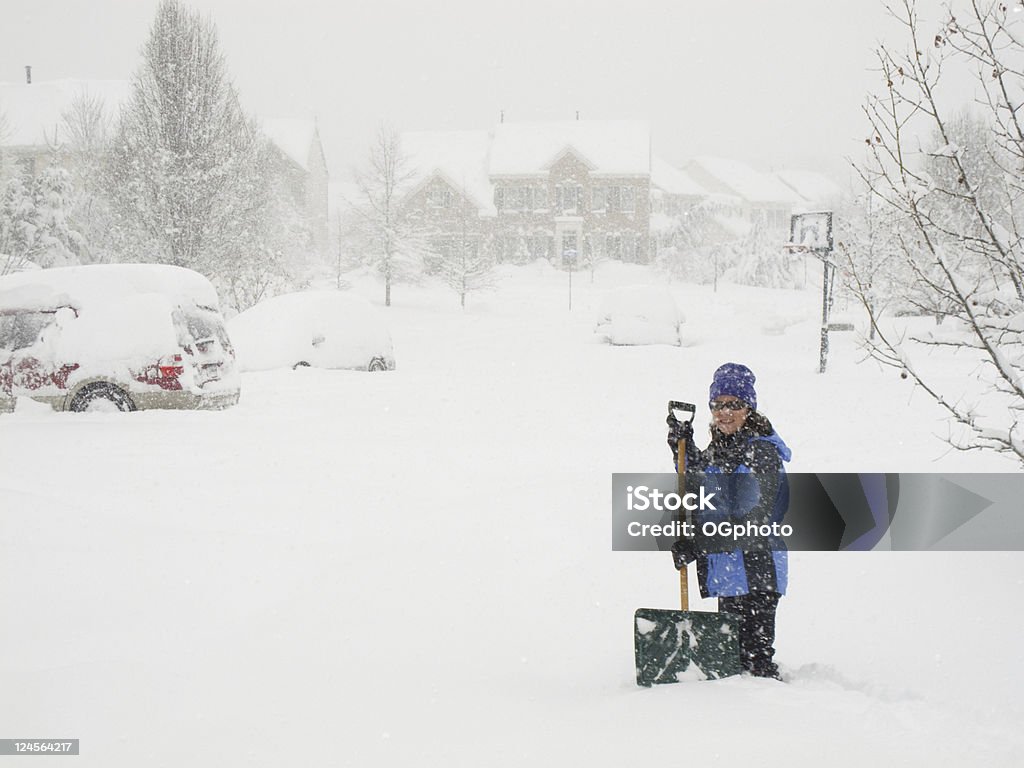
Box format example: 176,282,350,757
684,156,804,232
262,119,330,257
396,130,495,264
488,120,652,264
392,120,653,266
0,78,129,177
0,77,329,258
650,156,707,215
774,169,844,212
649,156,749,256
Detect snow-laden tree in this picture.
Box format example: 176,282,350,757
654,199,745,288
0,176,35,272
835,184,911,338
216,147,313,313
29,166,80,267
346,124,431,306
59,89,118,264
110,0,266,276
729,219,803,289
0,167,80,270
854,0,1024,464
440,236,494,309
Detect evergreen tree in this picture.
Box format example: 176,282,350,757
110,0,265,276
0,167,80,270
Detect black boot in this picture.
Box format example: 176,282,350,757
719,591,781,679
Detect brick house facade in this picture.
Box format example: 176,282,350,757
399,120,652,267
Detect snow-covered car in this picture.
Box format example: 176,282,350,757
0,264,240,412
228,290,395,372
595,285,685,346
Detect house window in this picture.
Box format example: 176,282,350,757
535,185,548,210
557,184,582,214
607,186,621,212
527,233,551,260
432,236,455,259
505,187,521,211
622,187,635,214
494,187,504,210
623,233,636,263
605,233,622,260
527,234,546,260
592,187,606,211
506,236,523,262
428,184,452,208
561,232,578,259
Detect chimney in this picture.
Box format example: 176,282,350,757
25,65,31,84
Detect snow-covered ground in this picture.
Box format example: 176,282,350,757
1,262,1021,767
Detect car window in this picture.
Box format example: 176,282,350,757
0,311,53,352
174,307,230,348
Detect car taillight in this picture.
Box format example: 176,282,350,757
158,354,184,379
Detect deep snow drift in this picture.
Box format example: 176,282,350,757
1,261,1020,767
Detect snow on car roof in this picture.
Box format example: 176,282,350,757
0,264,221,313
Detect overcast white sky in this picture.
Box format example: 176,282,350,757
0,0,969,181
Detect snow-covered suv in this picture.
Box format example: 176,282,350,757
0,264,240,412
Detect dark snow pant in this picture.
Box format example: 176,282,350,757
719,591,781,679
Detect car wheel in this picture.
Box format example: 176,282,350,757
368,357,388,372
293,361,311,370
68,383,136,413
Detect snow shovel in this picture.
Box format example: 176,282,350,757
633,401,743,686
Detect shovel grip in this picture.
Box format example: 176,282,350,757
668,400,695,611
678,434,689,611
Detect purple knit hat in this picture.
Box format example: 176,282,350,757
709,363,757,410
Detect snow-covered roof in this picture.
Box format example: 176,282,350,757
400,130,495,215
489,120,651,177
686,156,803,206
774,169,844,208
263,118,319,172
0,79,129,148
650,157,707,197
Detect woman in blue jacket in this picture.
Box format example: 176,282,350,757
667,363,791,679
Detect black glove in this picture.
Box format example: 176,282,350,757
666,412,694,459
671,537,697,570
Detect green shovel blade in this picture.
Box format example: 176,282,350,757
634,608,742,686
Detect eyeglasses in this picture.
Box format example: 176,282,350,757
710,400,748,412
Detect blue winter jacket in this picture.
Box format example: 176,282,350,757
683,423,792,598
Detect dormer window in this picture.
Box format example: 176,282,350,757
556,184,582,214
428,184,453,208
